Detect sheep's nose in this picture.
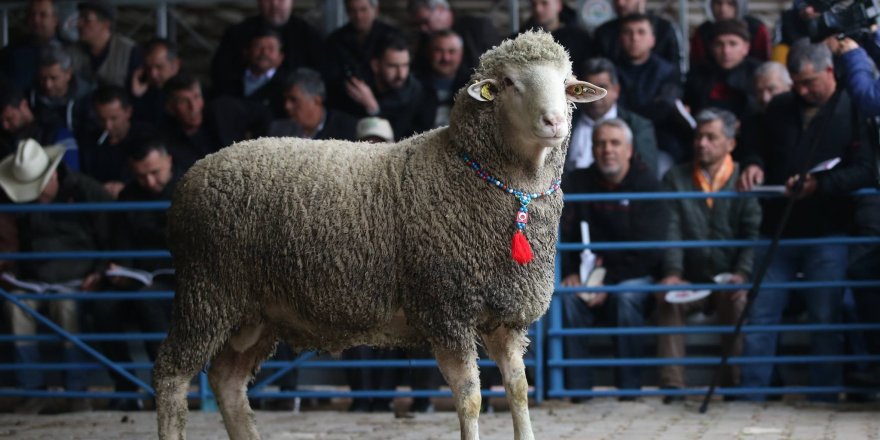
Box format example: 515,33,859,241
542,112,564,128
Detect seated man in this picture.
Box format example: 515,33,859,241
131,38,180,124
78,85,153,198
212,27,287,117
594,0,683,78
415,29,469,128
0,138,113,414
689,0,771,67
684,19,760,119
567,57,660,178
559,118,667,398
268,68,359,140
74,0,142,87
407,0,501,78
343,34,436,140
95,138,178,410
519,0,593,77
160,73,272,173
0,83,75,166
656,108,760,403
30,44,95,139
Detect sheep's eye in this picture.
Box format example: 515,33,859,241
503,77,514,87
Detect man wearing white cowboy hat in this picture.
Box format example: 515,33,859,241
1,138,113,413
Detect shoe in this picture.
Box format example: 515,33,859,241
661,387,684,404
348,399,371,413
410,398,434,413
107,398,142,411
14,397,50,415
67,399,93,413
370,400,393,413
570,396,592,404
618,396,638,402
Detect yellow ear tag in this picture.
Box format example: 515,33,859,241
480,83,495,101
573,85,585,96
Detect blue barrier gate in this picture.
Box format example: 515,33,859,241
0,189,878,407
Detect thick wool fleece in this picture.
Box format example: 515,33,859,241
162,31,573,373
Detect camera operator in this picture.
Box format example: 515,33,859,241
827,29,880,117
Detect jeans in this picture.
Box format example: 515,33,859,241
562,276,652,390
740,241,847,402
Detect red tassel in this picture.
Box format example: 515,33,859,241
511,230,533,265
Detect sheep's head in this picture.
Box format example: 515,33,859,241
449,30,606,172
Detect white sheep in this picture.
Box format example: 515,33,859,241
153,30,605,440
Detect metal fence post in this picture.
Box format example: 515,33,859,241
156,1,168,38
548,249,564,397
200,372,217,412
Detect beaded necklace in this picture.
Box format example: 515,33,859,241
462,153,561,265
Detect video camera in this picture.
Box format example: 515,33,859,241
804,0,880,42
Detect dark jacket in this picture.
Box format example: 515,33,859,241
661,162,761,281
29,73,96,138
267,109,359,141
212,67,287,118
132,86,166,124
519,7,593,77
78,120,154,184
161,96,272,172
374,76,436,140
617,53,682,124
684,56,759,119
595,13,683,79
113,171,179,271
689,16,771,68
560,162,668,284
211,14,324,92
15,166,113,283
324,20,402,113
415,14,501,79
741,89,876,237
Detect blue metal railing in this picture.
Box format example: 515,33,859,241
1,189,879,406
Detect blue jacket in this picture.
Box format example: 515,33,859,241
840,30,880,117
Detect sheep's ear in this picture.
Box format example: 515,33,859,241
467,79,499,102
565,80,607,103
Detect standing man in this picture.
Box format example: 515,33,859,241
75,0,142,87
656,108,760,402
560,118,666,398
737,39,876,402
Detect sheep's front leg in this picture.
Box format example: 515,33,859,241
482,327,534,440
435,347,481,440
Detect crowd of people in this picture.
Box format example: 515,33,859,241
0,0,878,414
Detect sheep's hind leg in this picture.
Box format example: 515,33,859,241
208,324,276,440
155,324,224,440
482,327,534,440
435,347,481,440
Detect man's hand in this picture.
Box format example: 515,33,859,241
826,36,859,56
723,273,748,303
80,271,103,291
345,77,379,115
785,173,817,199
737,165,764,191
562,273,607,308
131,67,148,98
103,181,125,199
657,275,685,301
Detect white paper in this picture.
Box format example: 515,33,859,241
1,272,81,293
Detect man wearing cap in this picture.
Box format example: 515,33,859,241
355,117,394,142
684,19,760,119
268,68,359,141
0,139,113,413
75,0,143,87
